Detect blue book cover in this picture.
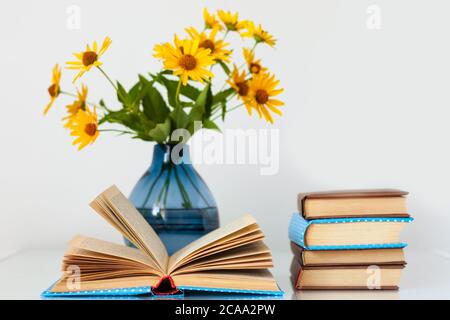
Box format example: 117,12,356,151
42,283,284,298
288,213,413,250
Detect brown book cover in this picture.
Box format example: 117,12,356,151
298,189,410,219
290,257,405,290
290,242,406,267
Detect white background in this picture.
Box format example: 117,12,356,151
0,0,448,259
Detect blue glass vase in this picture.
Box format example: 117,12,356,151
126,144,220,255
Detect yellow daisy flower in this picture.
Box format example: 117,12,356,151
246,72,284,123
63,84,88,128
66,36,112,83
217,10,246,32
243,48,267,75
242,21,276,47
69,106,99,150
203,8,223,30
157,38,215,85
185,27,231,62
44,64,62,115
153,43,167,59
226,65,249,101
153,34,183,59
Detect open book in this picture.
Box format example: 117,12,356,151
42,185,282,297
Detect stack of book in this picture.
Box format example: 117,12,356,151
288,189,413,290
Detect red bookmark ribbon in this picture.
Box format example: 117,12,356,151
151,275,181,295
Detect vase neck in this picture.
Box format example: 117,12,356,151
151,144,191,165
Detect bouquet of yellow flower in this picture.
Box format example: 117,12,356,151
44,9,284,150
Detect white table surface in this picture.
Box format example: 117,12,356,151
0,248,448,300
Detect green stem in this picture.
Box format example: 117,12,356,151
175,78,182,107
156,167,171,203
251,42,258,52
180,166,210,207
222,30,229,40
211,92,237,114
237,61,247,71
96,102,112,112
218,60,248,92
212,103,244,121
60,90,107,111
143,166,165,207
218,82,228,92
99,129,134,135
230,43,257,76
162,166,172,207
174,166,192,209
59,90,78,99
97,66,118,91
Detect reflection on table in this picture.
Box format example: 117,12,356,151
292,290,399,300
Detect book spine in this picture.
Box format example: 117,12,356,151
297,194,307,218
289,257,303,289
290,242,304,262
288,213,310,249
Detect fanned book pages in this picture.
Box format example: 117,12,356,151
42,185,282,297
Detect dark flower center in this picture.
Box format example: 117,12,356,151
250,63,261,74
254,34,264,43
226,23,237,31
236,82,249,96
82,51,98,66
47,84,59,97
200,40,215,52
68,101,85,115
179,54,197,70
255,89,269,104
84,123,97,136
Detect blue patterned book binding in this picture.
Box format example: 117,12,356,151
288,213,413,250
41,285,284,298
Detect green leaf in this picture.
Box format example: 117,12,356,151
142,86,170,123
116,81,130,106
101,110,139,131
204,84,213,119
116,78,154,109
101,107,156,134
221,100,227,121
212,88,235,106
148,118,171,143
157,75,177,107
137,75,155,101
218,60,231,76
128,82,141,105
170,107,189,129
159,70,173,75
154,74,202,107
180,101,194,108
189,83,212,122
204,119,221,132
180,83,202,101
